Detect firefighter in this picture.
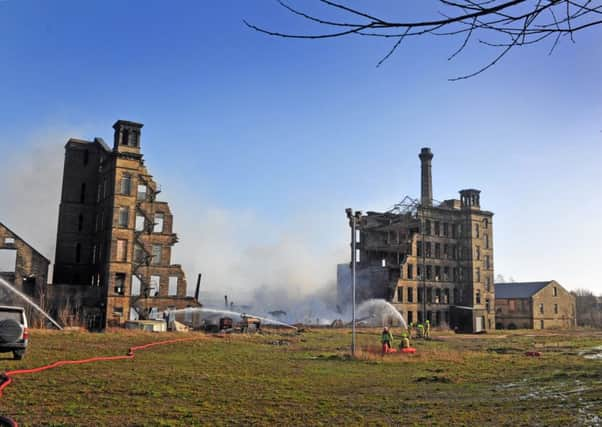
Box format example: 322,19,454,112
417,322,424,339
425,319,431,339
407,322,414,339
400,332,411,349
381,326,393,354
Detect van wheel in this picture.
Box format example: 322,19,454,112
13,350,25,360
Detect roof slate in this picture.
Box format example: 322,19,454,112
494,281,551,299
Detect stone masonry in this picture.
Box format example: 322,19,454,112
0,222,50,308
347,148,495,333
52,120,199,328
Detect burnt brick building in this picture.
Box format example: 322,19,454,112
0,222,50,306
52,120,199,327
344,148,495,332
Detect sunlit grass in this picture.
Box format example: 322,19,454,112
1,327,601,426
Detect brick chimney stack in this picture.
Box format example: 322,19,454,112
419,147,434,207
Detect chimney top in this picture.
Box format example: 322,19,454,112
419,147,433,160
419,147,434,206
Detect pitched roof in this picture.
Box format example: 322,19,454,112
0,222,51,263
494,281,551,299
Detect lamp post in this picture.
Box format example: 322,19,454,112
346,208,362,356
420,206,426,325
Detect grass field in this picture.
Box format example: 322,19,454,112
1,327,601,426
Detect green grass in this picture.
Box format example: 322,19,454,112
1,328,601,426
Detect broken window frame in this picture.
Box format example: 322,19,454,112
168,276,178,296
153,213,164,233
149,275,161,297
424,220,432,236
137,184,147,201
114,273,126,295
80,182,86,203
151,244,162,265
135,215,145,232
121,174,132,195
75,243,82,263
425,242,432,258
118,207,129,228
116,239,128,262
131,275,141,296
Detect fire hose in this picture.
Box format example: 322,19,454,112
0,336,210,427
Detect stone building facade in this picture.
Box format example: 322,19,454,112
347,148,495,332
0,222,50,306
495,281,576,329
52,120,199,328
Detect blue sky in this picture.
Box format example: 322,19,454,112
0,1,600,297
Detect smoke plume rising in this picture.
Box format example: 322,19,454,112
0,133,348,322
0,128,72,259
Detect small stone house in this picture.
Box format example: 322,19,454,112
0,222,50,305
495,280,576,329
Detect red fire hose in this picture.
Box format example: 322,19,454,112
0,336,208,427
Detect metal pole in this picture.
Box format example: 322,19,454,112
422,207,426,324
351,215,356,356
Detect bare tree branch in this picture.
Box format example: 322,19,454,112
245,0,602,79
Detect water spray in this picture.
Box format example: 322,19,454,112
166,307,298,330
0,277,62,330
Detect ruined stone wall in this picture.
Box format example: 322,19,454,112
0,223,49,306
53,139,110,286
52,121,201,329
495,298,533,329
389,205,494,331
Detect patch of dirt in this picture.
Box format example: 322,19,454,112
578,345,602,360
414,375,453,384
487,347,523,354
269,340,291,346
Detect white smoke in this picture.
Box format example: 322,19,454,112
0,133,350,323
169,197,348,322
0,128,75,260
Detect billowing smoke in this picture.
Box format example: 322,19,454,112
169,198,349,324
0,134,350,324
0,128,73,260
